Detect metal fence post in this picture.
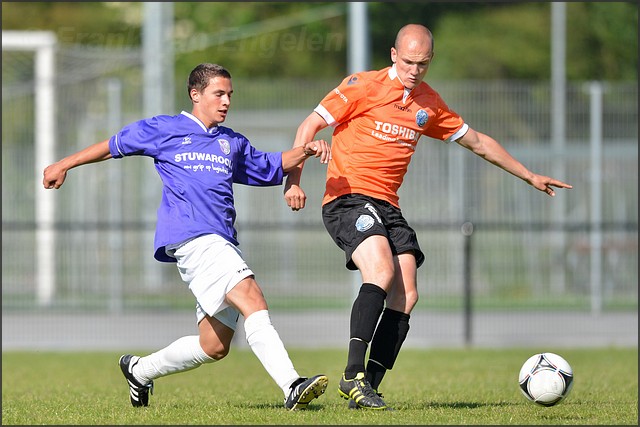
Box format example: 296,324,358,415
461,221,474,346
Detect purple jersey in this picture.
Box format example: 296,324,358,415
109,111,284,262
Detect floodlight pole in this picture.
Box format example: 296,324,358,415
347,2,371,298
588,81,603,315
347,2,370,74
551,2,567,294
142,2,174,290
461,222,474,347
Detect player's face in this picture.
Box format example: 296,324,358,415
391,37,433,90
192,77,233,127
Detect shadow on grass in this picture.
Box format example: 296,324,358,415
234,402,327,411
237,400,511,411
395,401,512,410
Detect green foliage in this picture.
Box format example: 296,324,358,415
1,2,142,46
172,2,347,80
2,348,637,424
428,3,551,80
367,2,514,70
566,2,639,81
368,2,637,81
1,2,636,81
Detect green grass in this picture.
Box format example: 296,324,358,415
2,348,637,425
4,295,637,313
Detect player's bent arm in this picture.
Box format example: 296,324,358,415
281,139,329,172
285,112,329,187
43,139,113,189
456,128,572,197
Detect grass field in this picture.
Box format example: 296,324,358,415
2,348,637,425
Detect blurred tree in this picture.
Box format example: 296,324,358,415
426,2,551,80
367,2,512,70
369,2,637,81
566,2,638,81
1,2,142,46
2,2,637,81
172,2,347,79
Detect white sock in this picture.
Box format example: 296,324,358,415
244,310,299,397
132,335,215,384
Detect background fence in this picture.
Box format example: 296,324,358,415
2,40,637,349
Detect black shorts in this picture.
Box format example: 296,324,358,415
322,194,424,271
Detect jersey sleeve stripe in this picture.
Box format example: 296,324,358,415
313,104,337,127
112,134,125,157
447,123,469,143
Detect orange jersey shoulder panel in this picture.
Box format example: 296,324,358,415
317,67,466,207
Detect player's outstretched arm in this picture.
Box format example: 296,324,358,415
281,139,330,172
456,128,572,197
43,139,112,190
284,112,329,211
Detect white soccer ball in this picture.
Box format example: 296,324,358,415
518,352,574,407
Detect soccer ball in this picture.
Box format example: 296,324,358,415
518,352,574,407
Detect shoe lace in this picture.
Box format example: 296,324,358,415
289,377,307,397
356,378,380,399
143,381,154,396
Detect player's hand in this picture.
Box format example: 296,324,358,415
529,174,573,197
42,163,68,190
302,139,331,164
284,183,307,211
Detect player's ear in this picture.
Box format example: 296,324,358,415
190,89,200,103
390,47,397,63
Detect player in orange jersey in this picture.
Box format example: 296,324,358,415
284,24,572,410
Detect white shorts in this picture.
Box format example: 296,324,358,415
169,234,253,330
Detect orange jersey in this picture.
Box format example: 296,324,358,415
315,66,468,208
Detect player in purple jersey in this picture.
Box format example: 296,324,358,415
43,63,330,410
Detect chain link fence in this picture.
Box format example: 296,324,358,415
3,42,637,325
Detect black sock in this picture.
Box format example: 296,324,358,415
366,308,410,390
344,283,387,379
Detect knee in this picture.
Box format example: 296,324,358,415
368,261,396,290
226,277,268,317
200,340,231,361
387,287,419,313
406,289,419,310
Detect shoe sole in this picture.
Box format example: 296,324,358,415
288,375,328,410
346,397,393,411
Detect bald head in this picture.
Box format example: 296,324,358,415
395,24,434,53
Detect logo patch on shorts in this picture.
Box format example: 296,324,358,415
355,215,375,232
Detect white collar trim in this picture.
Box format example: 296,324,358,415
181,111,218,133
389,65,412,103
388,64,399,81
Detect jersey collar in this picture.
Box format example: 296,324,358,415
388,64,412,103
181,111,219,134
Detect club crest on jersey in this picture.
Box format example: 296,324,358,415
218,139,231,155
355,215,375,232
416,110,428,127
347,75,358,85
